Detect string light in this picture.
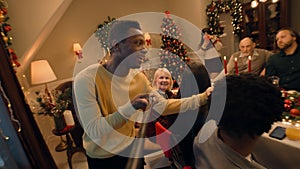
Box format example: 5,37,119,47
0,81,21,132
251,0,259,8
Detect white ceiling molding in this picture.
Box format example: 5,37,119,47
16,0,73,76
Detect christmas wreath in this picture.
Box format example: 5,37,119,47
206,0,243,37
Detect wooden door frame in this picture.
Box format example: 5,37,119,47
0,38,57,168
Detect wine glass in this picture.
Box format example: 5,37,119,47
269,76,280,88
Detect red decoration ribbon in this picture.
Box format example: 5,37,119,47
145,39,151,46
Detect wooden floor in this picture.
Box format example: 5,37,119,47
34,114,88,169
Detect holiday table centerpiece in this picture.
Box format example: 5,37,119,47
282,90,300,123
35,87,72,131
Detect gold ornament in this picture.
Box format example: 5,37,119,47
3,36,8,42
0,14,5,22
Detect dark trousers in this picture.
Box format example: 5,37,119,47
87,154,145,169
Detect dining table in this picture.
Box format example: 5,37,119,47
253,121,300,169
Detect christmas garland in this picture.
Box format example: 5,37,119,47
95,16,116,53
0,1,20,70
206,0,243,37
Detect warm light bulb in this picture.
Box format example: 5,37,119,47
73,43,82,53
251,0,259,8
144,32,151,40
272,0,279,3
259,0,267,2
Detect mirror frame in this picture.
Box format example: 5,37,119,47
0,37,57,168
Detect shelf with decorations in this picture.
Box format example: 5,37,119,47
244,4,260,45
265,1,281,49
242,0,290,50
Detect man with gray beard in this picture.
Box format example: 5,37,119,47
226,36,272,76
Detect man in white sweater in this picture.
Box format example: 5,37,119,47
74,20,213,169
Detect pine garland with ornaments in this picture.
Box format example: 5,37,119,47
0,1,20,70
159,11,189,86
206,0,243,37
95,16,116,53
283,90,300,119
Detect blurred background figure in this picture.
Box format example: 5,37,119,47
196,28,223,80
177,58,212,168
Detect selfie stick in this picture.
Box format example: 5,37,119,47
125,96,154,169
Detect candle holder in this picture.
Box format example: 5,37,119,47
55,136,68,152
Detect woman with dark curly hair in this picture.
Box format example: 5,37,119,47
193,73,283,169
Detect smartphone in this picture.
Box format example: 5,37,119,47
269,126,286,140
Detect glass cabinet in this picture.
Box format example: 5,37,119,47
242,0,290,50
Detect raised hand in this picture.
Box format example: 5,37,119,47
206,86,214,97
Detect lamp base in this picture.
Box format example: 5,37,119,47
55,137,68,152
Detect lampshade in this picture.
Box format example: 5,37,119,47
31,60,57,85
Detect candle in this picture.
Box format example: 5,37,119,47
223,56,227,75
248,55,252,73
64,110,75,126
234,57,238,75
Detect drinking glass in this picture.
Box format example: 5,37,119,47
269,76,280,87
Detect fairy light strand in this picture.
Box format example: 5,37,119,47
0,80,21,132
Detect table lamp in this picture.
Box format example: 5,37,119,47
31,60,57,103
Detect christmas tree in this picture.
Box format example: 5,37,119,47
159,11,189,87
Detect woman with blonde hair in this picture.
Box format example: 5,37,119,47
146,67,177,139
152,68,174,98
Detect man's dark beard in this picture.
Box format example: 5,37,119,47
279,40,293,51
